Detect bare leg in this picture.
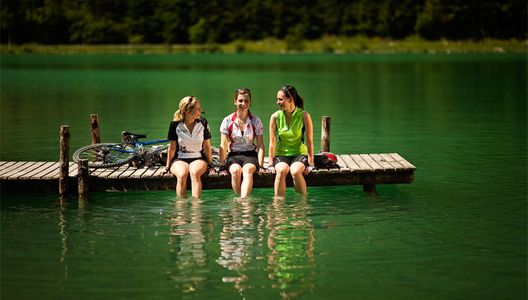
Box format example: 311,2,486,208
229,164,242,195
274,162,289,197
171,161,189,198
240,164,257,198
290,162,307,195
189,159,208,198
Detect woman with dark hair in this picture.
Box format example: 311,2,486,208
219,88,265,197
268,85,314,196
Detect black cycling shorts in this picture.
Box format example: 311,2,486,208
273,155,308,167
226,151,259,169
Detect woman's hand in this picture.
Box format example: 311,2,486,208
266,166,276,174
218,165,228,176
303,165,315,175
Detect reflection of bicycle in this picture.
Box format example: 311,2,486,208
73,131,168,168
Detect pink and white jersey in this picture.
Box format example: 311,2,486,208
220,112,263,152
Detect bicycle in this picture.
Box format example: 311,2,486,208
73,131,169,168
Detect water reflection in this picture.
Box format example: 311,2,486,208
167,197,207,293
217,197,257,294
266,197,316,299
57,201,69,283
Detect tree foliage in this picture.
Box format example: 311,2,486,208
1,0,525,44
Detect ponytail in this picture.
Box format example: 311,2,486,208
280,85,304,110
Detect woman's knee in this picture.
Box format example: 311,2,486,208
242,164,256,175
171,163,189,179
189,161,207,179
290,162,305,177
275,163,289,177
229,164,242,179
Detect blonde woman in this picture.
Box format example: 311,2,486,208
165,96,213,198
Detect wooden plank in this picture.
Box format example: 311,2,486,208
359,154,383,171
141,167,159,178
370,154,395,171
0,161,15,168
90,167,112,177
12,162,49,179
0,162,34,178
389,153,416,170
335,155,351,172
117,165,139,179
339,154,361,171
349,154,372,171
96,167,120,179
380,153,405,169
29,162,58,179
41,163,62,179
107,165,132,179
18,162,49,179
128,167,149,178
0,162,29,177
5,162,41,179
68,162,79,177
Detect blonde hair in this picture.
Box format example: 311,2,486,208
173,96,200,121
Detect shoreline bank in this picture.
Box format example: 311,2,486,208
1,37,526,55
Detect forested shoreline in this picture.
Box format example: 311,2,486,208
1,0,526,45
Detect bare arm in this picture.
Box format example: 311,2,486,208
219,134,229,166
166,140,177,169
202,139,213,165
303,111,314,166
256,134,265,167
268,113,277,167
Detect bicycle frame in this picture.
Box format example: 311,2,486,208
119,138,169,154
73,132,169,168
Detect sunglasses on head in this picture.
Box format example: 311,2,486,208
280,85,294,99
186,96,205,114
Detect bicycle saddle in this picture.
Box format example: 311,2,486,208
121,131,147,139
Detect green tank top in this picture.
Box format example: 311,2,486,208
275,107,308,156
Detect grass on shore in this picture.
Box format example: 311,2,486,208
1,36,526,55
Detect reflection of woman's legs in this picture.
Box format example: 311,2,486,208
241,163,257,198
274,162,289,197
290,162,307,195
229,164,242,195
171,161,189,197
189,159,208,198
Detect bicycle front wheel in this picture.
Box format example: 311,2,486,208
73,143,135,168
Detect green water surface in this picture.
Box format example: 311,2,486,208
1,54,526,299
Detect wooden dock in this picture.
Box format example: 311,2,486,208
0,153,415,194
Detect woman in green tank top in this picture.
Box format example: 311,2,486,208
268,85,314,196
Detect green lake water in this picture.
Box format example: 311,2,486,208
1,54,526,299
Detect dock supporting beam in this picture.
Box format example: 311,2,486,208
90,114,100,144
320,116,330,152
59,125,70,199
78,159,89,199
363,184,376,194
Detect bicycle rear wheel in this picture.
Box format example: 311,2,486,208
73,143,135,168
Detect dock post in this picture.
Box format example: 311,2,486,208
321,116,331,152
59,125,70,199
90,114,100,144
363,184,376,195
78,159,89,199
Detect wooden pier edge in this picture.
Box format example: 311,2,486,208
84,168,415,192
0,117,416,195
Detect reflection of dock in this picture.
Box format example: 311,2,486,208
0,153,415,194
